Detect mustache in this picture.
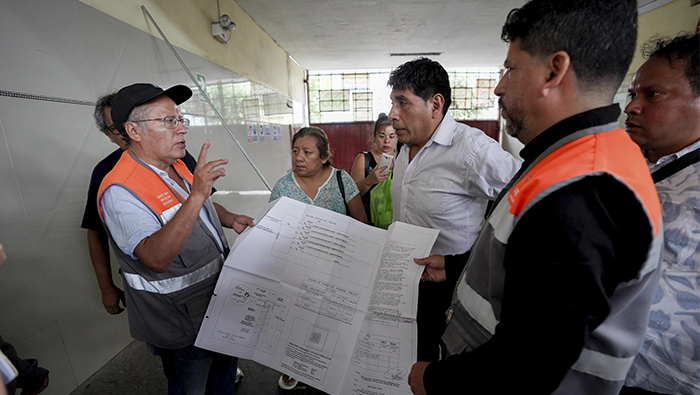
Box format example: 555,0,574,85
625,116,640,128
498,98,506,111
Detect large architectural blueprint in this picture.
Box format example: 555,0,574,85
196,197,439,395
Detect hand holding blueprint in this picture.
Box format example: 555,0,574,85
196,197,439,395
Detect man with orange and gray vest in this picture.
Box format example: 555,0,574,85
408,1,663,394
97,83,254,394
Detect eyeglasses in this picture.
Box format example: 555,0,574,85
107,125,120,136
129,116,190,129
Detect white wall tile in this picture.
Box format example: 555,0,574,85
0,0,92,99
0,220,58,343
0,112,26,225
28,206,102,319
0,2,296,394
13,323,78,395
56,297,131,384
0,99,95,216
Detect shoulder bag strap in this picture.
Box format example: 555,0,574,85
364,151,374,177
336,169,350,215
652,147,700,183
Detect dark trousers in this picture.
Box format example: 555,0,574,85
416,281,456,362
0,334,49,394
618,386,663,395
147,343,237,395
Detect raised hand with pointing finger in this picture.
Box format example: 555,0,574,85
190,140,228,202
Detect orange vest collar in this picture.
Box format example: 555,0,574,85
97,151,194,220
508,129,661,235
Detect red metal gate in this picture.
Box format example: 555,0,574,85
311,120,499,173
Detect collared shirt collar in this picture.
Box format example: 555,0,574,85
648,138,700,173
425,112,457,149
520,104,621,165
147,163,169,177
398,112,456,158
145,162,191,193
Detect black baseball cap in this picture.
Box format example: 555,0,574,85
110,83,192,131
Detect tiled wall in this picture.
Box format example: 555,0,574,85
0,1,300,393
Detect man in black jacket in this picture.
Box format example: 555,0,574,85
409,1,663,394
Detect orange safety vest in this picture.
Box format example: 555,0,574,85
507,131,660,232
97,151,194,224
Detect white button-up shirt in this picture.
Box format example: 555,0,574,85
392,112,520,256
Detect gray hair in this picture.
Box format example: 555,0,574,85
93,93,116,136
119,102,155,147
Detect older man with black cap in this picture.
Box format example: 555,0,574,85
98,83,253,394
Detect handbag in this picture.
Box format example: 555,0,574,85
369,170,393,229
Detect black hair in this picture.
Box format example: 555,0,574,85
642,33,700,97
292,127,332,167
387,58,451,115
93,93,116,136
373,113,392,136
501,0,637,95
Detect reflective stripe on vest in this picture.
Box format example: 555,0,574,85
570,348,635,381
488,171,663,278
456,280,497,334
160,203,182,225
123,254,223,294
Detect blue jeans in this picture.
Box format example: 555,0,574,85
147,343,237,395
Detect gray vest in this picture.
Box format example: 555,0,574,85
102,156,229,349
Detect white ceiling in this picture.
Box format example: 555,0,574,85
234,0,674,71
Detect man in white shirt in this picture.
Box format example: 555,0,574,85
621,32,700,395
388,58,520,361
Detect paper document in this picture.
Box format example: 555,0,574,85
196,197,439,395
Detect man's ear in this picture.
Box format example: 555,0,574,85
429,93,445,118
124,122,142,143
542,51,571,96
